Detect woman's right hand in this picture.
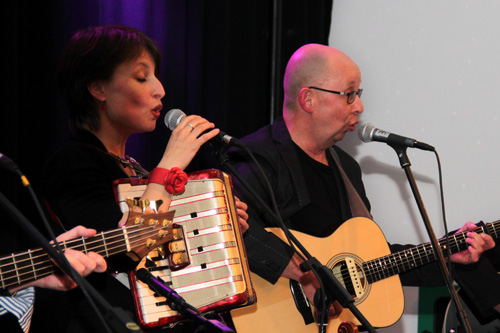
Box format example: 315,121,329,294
141,115,220,211
159,115,220,170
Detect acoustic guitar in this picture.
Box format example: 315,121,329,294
231,217,500,332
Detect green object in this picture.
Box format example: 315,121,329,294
418,286,451,332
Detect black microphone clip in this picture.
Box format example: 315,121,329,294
135,268,235,332
136,268,191,312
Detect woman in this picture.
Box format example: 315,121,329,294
38,25,248,332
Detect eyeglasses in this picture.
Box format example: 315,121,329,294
309,86,363,104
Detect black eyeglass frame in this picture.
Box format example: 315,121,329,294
308,86,363,104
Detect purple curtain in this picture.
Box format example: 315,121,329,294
2,0,332,250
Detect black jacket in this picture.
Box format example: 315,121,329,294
228,119,451,288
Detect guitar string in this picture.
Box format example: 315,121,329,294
0,228,145,284
0,224,174,287
0,226,168,287
330,230,471,288
340,223,495,288
0,224,163,268
332,220,499,293
4,219,499,290
0,224,168,268
364,237,461,282
0,203,231,287
362,226,486,283
337,238,458,285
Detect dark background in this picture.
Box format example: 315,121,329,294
1,0,333,250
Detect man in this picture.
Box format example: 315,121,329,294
0,226,107,332
228,44,495,327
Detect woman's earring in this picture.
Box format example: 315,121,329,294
99,99,106,111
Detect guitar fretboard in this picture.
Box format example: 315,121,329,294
0,223,168,290
363,219,500,283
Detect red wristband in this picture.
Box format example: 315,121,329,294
149,167,188,194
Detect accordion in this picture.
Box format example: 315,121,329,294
113,169,255,329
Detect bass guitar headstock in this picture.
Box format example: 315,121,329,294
122,205,182,261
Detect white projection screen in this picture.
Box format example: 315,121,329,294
329,2,500,332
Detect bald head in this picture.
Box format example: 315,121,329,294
283,44,359,111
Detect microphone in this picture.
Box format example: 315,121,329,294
0,152,20,173
164,109,244,148
358,123,435,151
0,152,31,187
135,268,198,313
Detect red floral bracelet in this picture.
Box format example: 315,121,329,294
149,167,188,194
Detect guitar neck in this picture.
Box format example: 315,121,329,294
365,220,500,283
0,228,132,290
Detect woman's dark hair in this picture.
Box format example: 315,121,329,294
57,25,161,132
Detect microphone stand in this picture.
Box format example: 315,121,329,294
179,308,234,333
388,143,471,333
213,146,376,333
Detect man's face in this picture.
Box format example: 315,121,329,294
310,60,364,146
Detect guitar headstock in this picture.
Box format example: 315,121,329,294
123,210,183,261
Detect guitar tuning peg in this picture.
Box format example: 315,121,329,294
139,199,150,212
125,198,164,213
126,197,138,210
147,199,163,213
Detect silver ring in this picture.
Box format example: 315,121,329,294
187,122,194,129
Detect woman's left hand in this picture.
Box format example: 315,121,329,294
234,196,249,233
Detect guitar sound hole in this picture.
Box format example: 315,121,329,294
330,258,367,301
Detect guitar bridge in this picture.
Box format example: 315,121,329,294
289,280,314,325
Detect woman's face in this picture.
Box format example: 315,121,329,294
99,52,165,136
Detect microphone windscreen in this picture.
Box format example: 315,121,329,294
164,109,186,130
357,123,375,143
135,268,151,283
0,152,20,172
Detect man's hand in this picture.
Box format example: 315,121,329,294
9,226,107,294
282,253,343,320
449,222,495,264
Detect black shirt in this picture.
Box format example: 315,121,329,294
289,143,350,237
